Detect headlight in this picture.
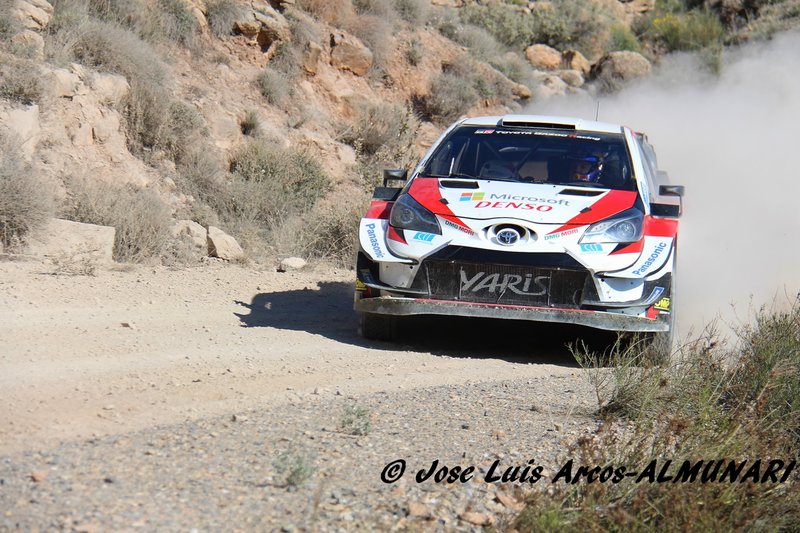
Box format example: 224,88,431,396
580,208,643,244
389,194,441,235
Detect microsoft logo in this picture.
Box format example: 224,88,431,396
460,192,485,202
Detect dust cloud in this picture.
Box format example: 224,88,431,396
527,31,800,338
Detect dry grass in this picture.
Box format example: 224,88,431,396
0,54,43,104
64,176,173,263
514,302,800,531
206,0,246,37
0,133,53,248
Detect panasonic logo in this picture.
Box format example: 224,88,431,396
365,223,385,258
632,242,668,275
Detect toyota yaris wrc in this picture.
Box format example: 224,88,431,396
354,115,684,354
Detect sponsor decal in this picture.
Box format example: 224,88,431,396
654,297,671,311
460,270,550,296
632,242,668,276
496,228,520,246
412,231,436,244
579,243,604,253
443,218,475,236
474,129,495,134
460,192,485,202
544,227,580,241
489,193,570,206
355,279,366,292
365,223,385,259
474,201,553,212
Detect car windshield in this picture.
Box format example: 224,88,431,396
421,126,635,191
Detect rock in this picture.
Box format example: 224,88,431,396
490,429,507,439
279,257,306,271
496,492,524,512
460,512,493,526
10,30,44,60
234,3,290,58
559,69,584,88
525,44,561,70
302,42,323,75
407,501,431,518
591,51,652,92
91,115,121,144
512,83,532,99
562,49,591,75
0,103,40,160
330,32,373,76
30,470,48,482
171,220,207,249
26,218,116,264
207,226,244,260
45,67,82,98
91,73,130,105
11,0,54,31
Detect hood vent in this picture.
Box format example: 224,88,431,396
440,180,479,189
558,188,605,197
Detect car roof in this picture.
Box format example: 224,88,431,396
459,114,625,135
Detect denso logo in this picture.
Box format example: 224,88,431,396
365,223,385,258
632,242,668,275
474,201,553,212
460,271,550,295
489,194,570,206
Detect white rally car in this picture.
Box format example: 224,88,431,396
354,115,683,354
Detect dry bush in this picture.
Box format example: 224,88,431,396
239,109,262,137
255,69,290,105
295,194,369,264
393,0,429,25
64,176,173,263
0,55,43,104
339,101,418,157
416,57,490,125
0,0,20,40
0,133,54,248
87,0,199,46
515,303,800,531
344,13,393,72
206,0,246,37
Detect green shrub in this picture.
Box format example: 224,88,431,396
646,10,724,51
273,444,315,488
459,2,533,49
0,133,53,248
228,138,329,227
609,24,642,52
64,177,173,263
394,0,428,24
406,39,423,65
340,404,372,435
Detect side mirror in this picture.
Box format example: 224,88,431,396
383,168,408,188
659,184,685,197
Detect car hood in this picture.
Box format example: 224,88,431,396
407,177,639,226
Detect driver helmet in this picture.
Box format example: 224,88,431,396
568,154,603,182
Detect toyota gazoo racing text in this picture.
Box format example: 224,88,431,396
354,115,684,354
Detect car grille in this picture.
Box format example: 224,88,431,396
420,261,587,308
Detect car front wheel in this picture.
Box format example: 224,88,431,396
359,312,397,342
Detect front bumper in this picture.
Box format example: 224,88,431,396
355,297,669,332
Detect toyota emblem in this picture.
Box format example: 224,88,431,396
496,228,520,246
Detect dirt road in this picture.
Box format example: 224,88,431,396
0,260,602,456
0,259,611,530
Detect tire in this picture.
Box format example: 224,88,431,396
359,312,398,342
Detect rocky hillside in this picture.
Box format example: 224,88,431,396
1,0,797,266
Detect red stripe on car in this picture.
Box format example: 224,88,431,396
387,226,407,244
548,190,638,235
365,200,392,219
643,216,678,238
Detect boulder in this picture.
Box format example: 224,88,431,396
234,2,290,57
511,83,532,99
279,257,306,271
302,42,323,75
44,67,82,98
532,73,568,99
207,226,244,260
171,220,207,249
591,51,652,92
559,69,584,88
562,49,591,75
525,44,561,70
10,30,44,60
11,0,53,31
91,73,130,105
26,218,116,264
330,32,373,76
0,104,40,160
